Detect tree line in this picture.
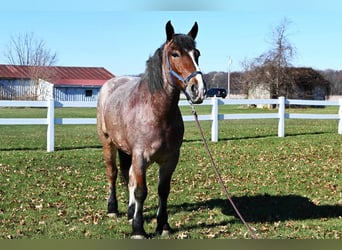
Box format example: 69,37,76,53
319,70,342,95
203,69,342,97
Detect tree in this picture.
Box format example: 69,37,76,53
319,70,342,95
242,18,296,99
4,32,57,66
265,18,296,97
3,33,58,99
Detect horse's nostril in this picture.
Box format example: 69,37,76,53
191,84,198,93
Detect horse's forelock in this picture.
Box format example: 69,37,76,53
173,34,196,51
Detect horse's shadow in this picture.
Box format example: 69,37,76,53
165,193,341,225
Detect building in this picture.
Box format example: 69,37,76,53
248,67,331,107
0,64,114,101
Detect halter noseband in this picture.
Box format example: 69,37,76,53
165,50,203,100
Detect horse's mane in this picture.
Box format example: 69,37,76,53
142,46,164,93
142,34,196,93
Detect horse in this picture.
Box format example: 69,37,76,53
97,21,206,239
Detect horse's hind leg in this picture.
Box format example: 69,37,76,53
156,150,179,236
103,142,119,216
118,150,134,221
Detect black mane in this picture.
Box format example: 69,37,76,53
142,34,196,93
142,46,164,93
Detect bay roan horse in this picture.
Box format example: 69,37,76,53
97,21,206,239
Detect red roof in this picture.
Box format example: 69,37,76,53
0,64,115,86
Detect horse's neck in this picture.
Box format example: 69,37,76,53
151,82,181,114
142,57,181,112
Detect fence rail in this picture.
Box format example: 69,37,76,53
0,97,341,152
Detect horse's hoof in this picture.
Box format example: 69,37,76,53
107,213,118,218
131,234,146,240
161,230,171,237
156,223,173,237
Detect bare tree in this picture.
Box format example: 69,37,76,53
5,32,57,66
265,18,296,97
242,18,296,99
3,33,58,100
266,18,295,68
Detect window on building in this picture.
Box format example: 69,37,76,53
85,89,93,97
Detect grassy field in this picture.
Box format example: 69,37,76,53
0,105,341,239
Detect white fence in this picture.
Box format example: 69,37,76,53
0,97,341,152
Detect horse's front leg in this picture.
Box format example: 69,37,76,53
129,154,148,239
156,150,179,236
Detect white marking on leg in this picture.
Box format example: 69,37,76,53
128,167,136,223
156,207,160,218
128,174,135,207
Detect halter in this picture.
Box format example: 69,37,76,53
165,50,204,101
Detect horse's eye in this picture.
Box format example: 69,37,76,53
171,52,180,58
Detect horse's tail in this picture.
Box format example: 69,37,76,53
118,149,132,186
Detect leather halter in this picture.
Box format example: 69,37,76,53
165,49,203,100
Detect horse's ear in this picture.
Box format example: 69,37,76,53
188,22,198,40
166,20,174,42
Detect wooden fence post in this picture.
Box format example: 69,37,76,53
278,96,285,137
47,98,55,152
211,96,219,142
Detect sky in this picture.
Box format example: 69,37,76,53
0,0,341,76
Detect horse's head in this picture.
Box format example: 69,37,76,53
163,21,206,104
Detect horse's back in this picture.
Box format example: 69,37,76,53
97,76,140,135
98,76,140,106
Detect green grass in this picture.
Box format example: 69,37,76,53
0,106,341,239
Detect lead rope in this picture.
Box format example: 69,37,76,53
191,105,258,239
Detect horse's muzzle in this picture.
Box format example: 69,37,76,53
186,80,206,104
